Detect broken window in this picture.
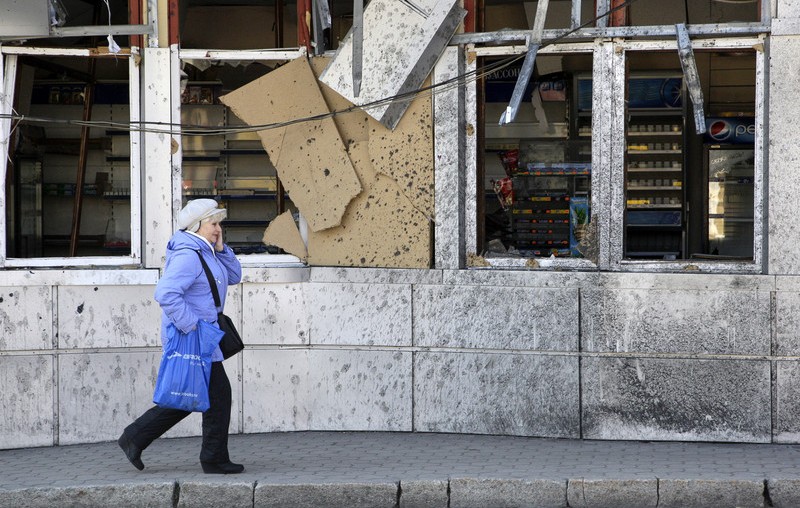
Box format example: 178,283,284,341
2,51,142,266
179,0,296,50
623,0,762,25
480,52,594,261
624,49,758,262
178,58,297,256
472,36,764,271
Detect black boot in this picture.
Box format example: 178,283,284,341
201,461,245,474
118,433,144,471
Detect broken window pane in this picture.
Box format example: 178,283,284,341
482,1,591,31
180,1,296,50
624,50,756,261
480,53,593,259
625,0,761,25
5,55,134,258
179,61,295,256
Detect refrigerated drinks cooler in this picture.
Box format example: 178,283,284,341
705,146,754,258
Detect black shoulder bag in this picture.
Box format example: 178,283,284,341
195,250,244,359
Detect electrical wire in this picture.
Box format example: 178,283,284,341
0,0,642,137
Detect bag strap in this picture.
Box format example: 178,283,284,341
195,250,221,309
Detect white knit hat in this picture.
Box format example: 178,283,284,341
177,199,227,232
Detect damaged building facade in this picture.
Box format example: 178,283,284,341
1,0,799,449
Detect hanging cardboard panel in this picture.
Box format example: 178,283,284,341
263,211,307,261
220,57,361,232
367,77,434,217
306,142,430,268
310,58,434,217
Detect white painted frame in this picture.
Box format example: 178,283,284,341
0,46,142,268
176,48,307,267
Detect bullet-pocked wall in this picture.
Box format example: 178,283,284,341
4,1,800,450
4,267,798,449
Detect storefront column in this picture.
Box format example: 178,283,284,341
141,47,176,268
767,6,800,274
591,41,624,270
434,46,467,269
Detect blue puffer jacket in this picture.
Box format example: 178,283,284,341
154,231,242,362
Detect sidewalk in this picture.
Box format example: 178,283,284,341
2,431,800,507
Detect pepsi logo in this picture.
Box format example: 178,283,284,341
708,120,731,141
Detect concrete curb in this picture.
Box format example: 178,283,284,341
765,478,800,508
567,478,658,507
398,479,448,508
0,477,787,507
0,482,176,508
254,481,399,508
177,480,255,508
657,479,765,508
448,478,566,508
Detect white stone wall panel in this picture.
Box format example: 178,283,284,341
242,284,309,345
582,289,770,355
774,360,800,443
58,352,242,445
0,355,54,449
775,290,800,355
242,349,412,433
582,357,771,442
57,286,160,349
310,267,441,285
414,352,580,437
0,286,52,350
308,283,412,346
414,285,579,350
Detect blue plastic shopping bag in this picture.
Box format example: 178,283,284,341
153,321,224,412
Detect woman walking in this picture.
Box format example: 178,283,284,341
118,199,243,474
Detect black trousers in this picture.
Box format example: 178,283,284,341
123,361,232,463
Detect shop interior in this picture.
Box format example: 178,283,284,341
480,49,756,261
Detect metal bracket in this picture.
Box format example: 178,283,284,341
499,0,549,125
676,23,706,134
352,0,363,97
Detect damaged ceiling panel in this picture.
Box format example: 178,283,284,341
319,0,465,130
220,57,362,232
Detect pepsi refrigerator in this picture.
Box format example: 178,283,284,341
703,117,755,259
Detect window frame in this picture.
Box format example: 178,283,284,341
468,35,767,273
0,45,143,268
612,37,766,273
